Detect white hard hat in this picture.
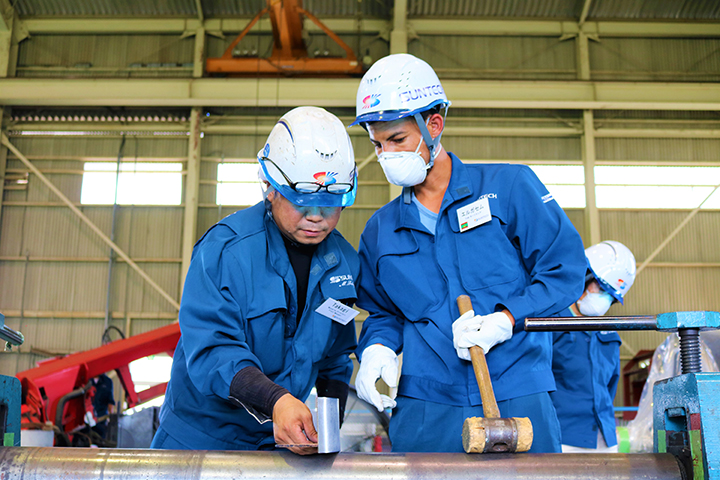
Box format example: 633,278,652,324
350,53,450,127
585,241,637,304
258,106,357,207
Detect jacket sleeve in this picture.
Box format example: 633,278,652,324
178,230,261,401
607,344,621,400
355,230,405,356
499,166,587,330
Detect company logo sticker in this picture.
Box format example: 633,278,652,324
362,94,381,109
314,171,338,185
262,143,270,157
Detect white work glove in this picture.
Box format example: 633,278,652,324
452,310,513,360
355,344,399,412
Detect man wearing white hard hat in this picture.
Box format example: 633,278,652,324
551,241,637,453
152,107,360,454
351,53,587,453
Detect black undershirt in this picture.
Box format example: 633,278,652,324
228,234,348,422
281,235,318,323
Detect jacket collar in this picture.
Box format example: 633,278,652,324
395,152,474,231
264,209,340,280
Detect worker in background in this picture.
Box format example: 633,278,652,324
151,107,360,454
351,53,587,453
551,240,637,453
90,373,115,440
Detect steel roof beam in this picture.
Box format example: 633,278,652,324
19,18,720,38
1,78,719,110
20,17,388,35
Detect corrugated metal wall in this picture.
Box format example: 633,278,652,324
2,12,720,409
6,115,720,379
17,35,196,78
590,38,720,82
409,36,577,80
0,134,186,374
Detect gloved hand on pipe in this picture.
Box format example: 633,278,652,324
452,310,513,360
355,344,399,412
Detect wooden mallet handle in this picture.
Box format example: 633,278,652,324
457,295,501,419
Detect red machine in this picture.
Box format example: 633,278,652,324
206,0,362,76
16,323,180,440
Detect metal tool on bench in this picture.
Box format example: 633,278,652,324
526,310,720,480
457,295,533,453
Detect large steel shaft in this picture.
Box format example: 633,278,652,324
0,447,683,480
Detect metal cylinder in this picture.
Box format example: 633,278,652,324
316,397,341,454
524,316,657,332
678,328,702,374
0,448,683,480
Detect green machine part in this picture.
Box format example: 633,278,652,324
0,375,22,447
654,373,720,480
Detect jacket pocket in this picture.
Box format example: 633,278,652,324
246,281,289,375
456,215,520,292
376,233,440,321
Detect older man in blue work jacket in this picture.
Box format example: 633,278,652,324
151,107,360,454
351,54,588,453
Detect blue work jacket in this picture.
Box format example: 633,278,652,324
551,308,622,448
356,153,587,406
158,202,359,450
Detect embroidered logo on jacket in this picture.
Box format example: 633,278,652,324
330,274,355,287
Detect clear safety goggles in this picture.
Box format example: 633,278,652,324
259,157,357,208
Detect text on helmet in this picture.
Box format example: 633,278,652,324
399,84,445,104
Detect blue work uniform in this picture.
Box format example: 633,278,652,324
356,153,587,453
551,307,622,449
153,202,359,450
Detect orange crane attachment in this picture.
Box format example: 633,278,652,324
206,0,362,76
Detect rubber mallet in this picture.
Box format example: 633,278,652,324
457,295,533,453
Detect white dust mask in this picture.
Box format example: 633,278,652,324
577,291,614,316
377,136,430,187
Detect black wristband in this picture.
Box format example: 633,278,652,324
229,366,290,419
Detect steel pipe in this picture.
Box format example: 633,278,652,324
0,448,682,480
525,316,657,332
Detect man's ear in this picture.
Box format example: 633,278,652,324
263,181,275,202
428,113,444,140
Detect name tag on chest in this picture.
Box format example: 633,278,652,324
457,196,491,232
315,298,360,325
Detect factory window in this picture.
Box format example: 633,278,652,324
594,166,720,209
216,162,263,206
529,165,586,208
81,162,182,205
529,165,720,210
125,354,174,413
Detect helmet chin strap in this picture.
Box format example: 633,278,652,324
413,105,448,169
413,113,438,169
